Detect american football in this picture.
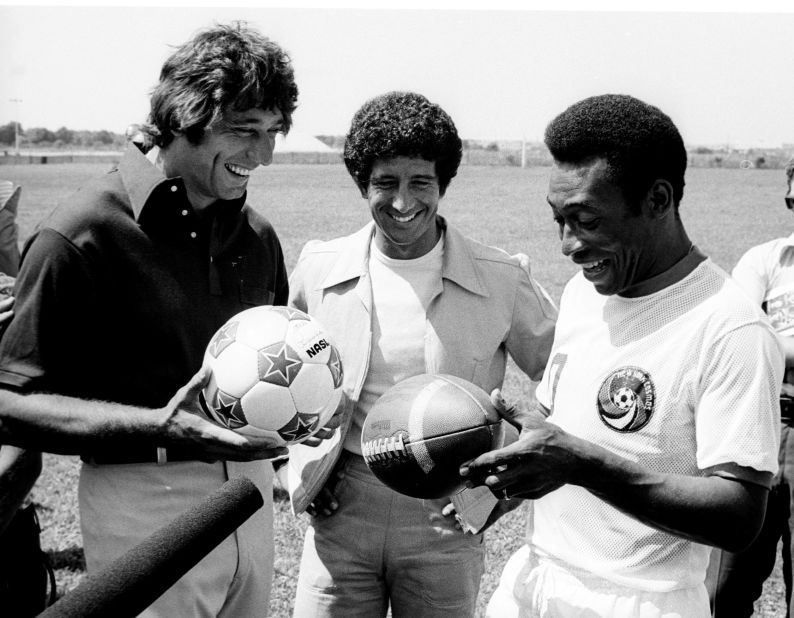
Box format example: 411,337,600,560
361,374,503,499
200,305,344,446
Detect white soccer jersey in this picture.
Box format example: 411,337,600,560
531,258,782,592
732,234,794,337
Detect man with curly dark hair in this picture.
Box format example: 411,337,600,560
282,91,557,617
462,94,782,617
541,94,687,213
0,22,338,617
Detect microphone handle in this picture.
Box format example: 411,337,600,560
40,475,264,618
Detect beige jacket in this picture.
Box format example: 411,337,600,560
285,219,557,531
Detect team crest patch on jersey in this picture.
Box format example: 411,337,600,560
596,366,655,432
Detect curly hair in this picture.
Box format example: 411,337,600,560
142,21,298,148
544,94,687,210
343,92,462,195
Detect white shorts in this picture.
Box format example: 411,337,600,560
486,545,710,618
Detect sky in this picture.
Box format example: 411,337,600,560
1,2,793,148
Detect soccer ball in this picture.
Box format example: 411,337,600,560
612,387,637,412
199,305,344,446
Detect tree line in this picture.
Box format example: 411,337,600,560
0,122,126,150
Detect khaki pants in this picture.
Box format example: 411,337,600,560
293,453,485,618
79,459,274,618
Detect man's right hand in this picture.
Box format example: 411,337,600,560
160,367,288,462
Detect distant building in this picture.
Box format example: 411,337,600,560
275,132,336,153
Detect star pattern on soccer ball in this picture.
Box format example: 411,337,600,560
225,401,248,429
212,390,239,428
327,347,343,388
279,412,319,442
258,343,303,387
208,321,238,358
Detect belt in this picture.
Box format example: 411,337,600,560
81,446,197,465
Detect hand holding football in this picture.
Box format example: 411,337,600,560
361,374,503,499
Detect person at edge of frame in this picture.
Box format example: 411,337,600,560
709,156,794,618
0,179,53,617
0,22,340,617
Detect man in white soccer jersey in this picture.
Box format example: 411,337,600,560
710,158,794,618
461,94,783,617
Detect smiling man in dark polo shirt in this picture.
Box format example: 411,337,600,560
0,22,329,617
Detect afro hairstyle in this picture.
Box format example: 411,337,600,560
544,94,687,209
343,91,462,195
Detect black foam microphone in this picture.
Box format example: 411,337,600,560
40,475,264,618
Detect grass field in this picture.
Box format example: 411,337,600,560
2,161,791,616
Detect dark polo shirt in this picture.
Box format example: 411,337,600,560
0,144,288,411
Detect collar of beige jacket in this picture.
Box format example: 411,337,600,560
317,217,489,297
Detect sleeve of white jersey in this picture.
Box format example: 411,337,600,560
695,322,783,475
731,244,771,306
535,354,553,412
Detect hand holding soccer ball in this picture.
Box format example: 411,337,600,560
160,366,289,461
199,306,344,446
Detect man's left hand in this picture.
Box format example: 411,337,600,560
300,397,345,447
459,389,571,500
441,496,524,534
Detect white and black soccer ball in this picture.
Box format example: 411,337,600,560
612,386,637,412
200,305,344,446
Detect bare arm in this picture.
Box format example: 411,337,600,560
0,367,288,461
461,394,768,553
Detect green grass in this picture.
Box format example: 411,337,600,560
2,161,791,616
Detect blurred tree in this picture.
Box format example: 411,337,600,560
72,130,92,147
0,123,20,146
26,127,57,144
92,130,114,145
54,127,74,144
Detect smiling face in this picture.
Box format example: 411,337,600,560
547,157,662,297
366,157,442,259
163,107,285,211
